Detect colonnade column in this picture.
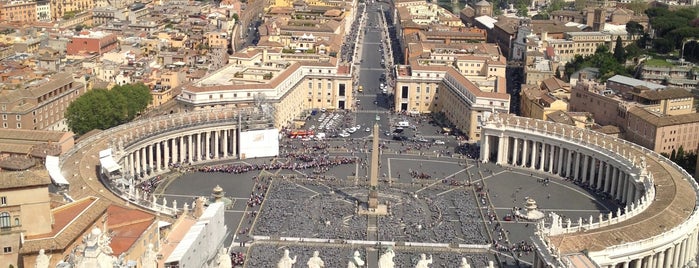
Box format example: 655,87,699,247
196,132,202,161
126,154,133,177
140,147,146,177
596,162,604,189
611,168,619,199
574,153,581,180
213,130,219,159
182,136,187,164
164,139,170,169
521,140,529,167
155,142,162,172
547,144,555,172
512,138,519,165
581,155,589,182
604,164,612,192
480,135,490,163
148,145,154,174
556,146,565,175
205,131,211,160
656,250,665,268
170,138,180,163
566,150,574,177
189,134,194,163
223,129,229,157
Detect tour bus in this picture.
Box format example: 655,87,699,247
358,85,363,92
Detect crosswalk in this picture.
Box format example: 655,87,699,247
355,110,390,114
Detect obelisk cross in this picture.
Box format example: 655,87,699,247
368,121,380,209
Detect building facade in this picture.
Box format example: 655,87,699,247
66,31,118,56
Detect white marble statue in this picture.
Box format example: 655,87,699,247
378,247,395,268
460,257,471,268
278,249,297,268
307,250,325,268
217,247,232,268
141,244,157,268
415,254,433,268
347,250,365,268
35,249,51,268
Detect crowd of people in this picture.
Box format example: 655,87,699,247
193,156,356,174
340,3,364,63
230,251,244,266
139,176,162,194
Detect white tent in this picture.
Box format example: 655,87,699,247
46,155,69,186
99,149,121,173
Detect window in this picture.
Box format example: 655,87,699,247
16,123,20,128
327,82,331,90
2,114,5,120
0,212,10,228
0,196,5,205
16,115,20,120
3,247,10,253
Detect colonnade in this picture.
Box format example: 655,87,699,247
123,127,238,178
481,135,641,205
606,229,699,268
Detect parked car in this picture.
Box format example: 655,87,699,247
434,140,445,145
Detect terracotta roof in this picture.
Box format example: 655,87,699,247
22,197,110,254
592,125,621,134
634,88,693,101
0,168,50,188
541,77,569,92
628,107,699,127
107,205,156,256
546,110,575,125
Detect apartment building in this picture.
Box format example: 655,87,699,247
639,61,699,90
177,48,353,128
569,76,698,154
394,64,509,141
0,72,88,131
67,31,118,56
50,0,94,21
520,78,570,120
0,0,36,23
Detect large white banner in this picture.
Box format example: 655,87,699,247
239,128,280,158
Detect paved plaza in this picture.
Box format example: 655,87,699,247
158,138,620,267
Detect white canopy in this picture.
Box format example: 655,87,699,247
46,155,69,186
99,149,121,173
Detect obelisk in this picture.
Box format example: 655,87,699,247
368,121,380,209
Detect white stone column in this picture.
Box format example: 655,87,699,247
574,152,581,180
566,150,574,177
182,136,187,164
621,261,629,268
172,137,178,164
590,158,597,185
164,139,170,168
681,238,689,266
480,135,490,162
633,258,641,268
513,138,519,165
531,141,537,169
604,164,612,192
204,131,210,160
611,168,619,199
189,134,194,163
213,130,219,159
581,155,589,183
223,129,229,157
196,132,202,161
232,128,237,158
539,142,546,171
149,145,155,174
522,139,529,167
596,162,605,189
666,246,675,268
557,146,564,175
547,145,554,172
155,142,162,172
126,153,133,176
656,250,665,268
140,147,146,176
496,136,506,165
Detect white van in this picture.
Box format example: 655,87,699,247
397,121,410,127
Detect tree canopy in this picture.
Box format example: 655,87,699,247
564,44,632,82
65,83,152,136
646,6,699,56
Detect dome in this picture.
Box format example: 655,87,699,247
475,0,491,6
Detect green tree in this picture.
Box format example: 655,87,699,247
626,0,647,15
532,13,550,20
516,4,529,17
614,36,626,63
626,21,644,38
625,43,642,60
670,149,677,161
65,84,152,136
232,13,239,21
547,0,564,12
653,38,674,54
